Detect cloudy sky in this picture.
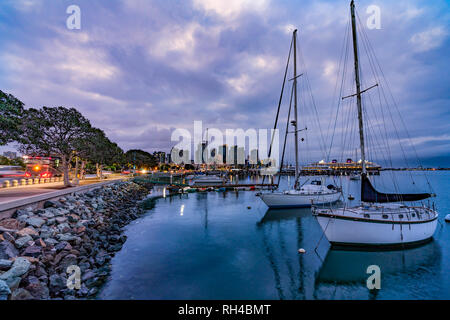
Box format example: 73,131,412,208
1,0,449,165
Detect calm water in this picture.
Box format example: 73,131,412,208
98,171,450,300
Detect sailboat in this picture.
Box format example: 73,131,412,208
312,1,438,247
260,29,341,209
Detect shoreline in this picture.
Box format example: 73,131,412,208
0,180,153,300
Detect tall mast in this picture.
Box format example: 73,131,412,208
350,0,366,175
293,29,300,189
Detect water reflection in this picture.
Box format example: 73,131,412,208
256,208,327,299
314,240,442,299
257,207,443,300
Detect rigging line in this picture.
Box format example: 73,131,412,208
278,84,295,187
264,34,294,186
268,35,294,159
357,12,433,192
296,39,327,160
356,13,403,192
362,37,400,193
326,16,351,153
327,18,351,161
356,23,401,192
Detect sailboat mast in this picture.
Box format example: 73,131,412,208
350,0,366,175
293,29,300,188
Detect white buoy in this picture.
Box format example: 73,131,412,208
298,248,306,254
445,214,450,222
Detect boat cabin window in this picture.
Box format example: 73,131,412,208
382,214,388,219
311,180,321,186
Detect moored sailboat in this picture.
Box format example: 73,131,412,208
260,29,341,209
312,0,438,247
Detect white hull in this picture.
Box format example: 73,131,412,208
314,205,438,247
260,191,341,208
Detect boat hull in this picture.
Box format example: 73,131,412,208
260,191,341,209
315,212,438,247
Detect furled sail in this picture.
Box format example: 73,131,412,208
361,174,432,203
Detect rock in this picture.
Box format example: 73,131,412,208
14,235,33,249
26,281,49,299
0,259,13,270
3,232,15,242
56,234,77,242
43,200,56,208
26,217,45,228
0,241,19,260
22,245,42,258
4,276,21,291
41,211,55,219
11,288,34,300
44,238,58,246
0,279,11,300
16,227,39,238
55,241,69,252
58,254,78,272
0,257,31,281
57,223,71,233
49,274,66,293
0,218,23,230
56,217,67,224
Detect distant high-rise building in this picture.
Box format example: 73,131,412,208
153,151,166,164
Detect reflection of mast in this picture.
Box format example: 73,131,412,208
295,217,305,299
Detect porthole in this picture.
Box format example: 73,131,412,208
364,213,370,218
399,214,404,219
412,213,416,217
382,214,388,219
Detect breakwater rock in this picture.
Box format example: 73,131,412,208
0,180,151,300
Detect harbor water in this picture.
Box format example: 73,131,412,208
98,171,450,300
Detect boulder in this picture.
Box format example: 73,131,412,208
0,279,11,300
43,200,56,208
14,235,33,249
11,288,34,300
22,245,42,258
0,241,19,260
0,259,13,271
49,274,66,293
26,217,45,228
0,257,31,281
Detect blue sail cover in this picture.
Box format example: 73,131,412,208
361,174,432,203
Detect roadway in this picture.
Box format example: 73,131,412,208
0,174,127,204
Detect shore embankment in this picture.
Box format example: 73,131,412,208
0,180,153,300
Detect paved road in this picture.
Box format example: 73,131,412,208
0,175,126,204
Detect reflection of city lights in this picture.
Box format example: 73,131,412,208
180,204,185,216
163,188,166,198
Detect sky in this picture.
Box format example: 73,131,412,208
0,0,449,166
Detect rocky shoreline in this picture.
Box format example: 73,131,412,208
0,180,152,300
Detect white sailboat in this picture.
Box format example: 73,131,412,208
260,29,341,209
312,1,438,247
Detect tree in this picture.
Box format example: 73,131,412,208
0,90,24,145
125,149,157,170
85,128,124,179
19,106,92,186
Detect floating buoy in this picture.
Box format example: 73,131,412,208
247,206,251,209
445,214,450,222
298,248,306,254
348,194,355,200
